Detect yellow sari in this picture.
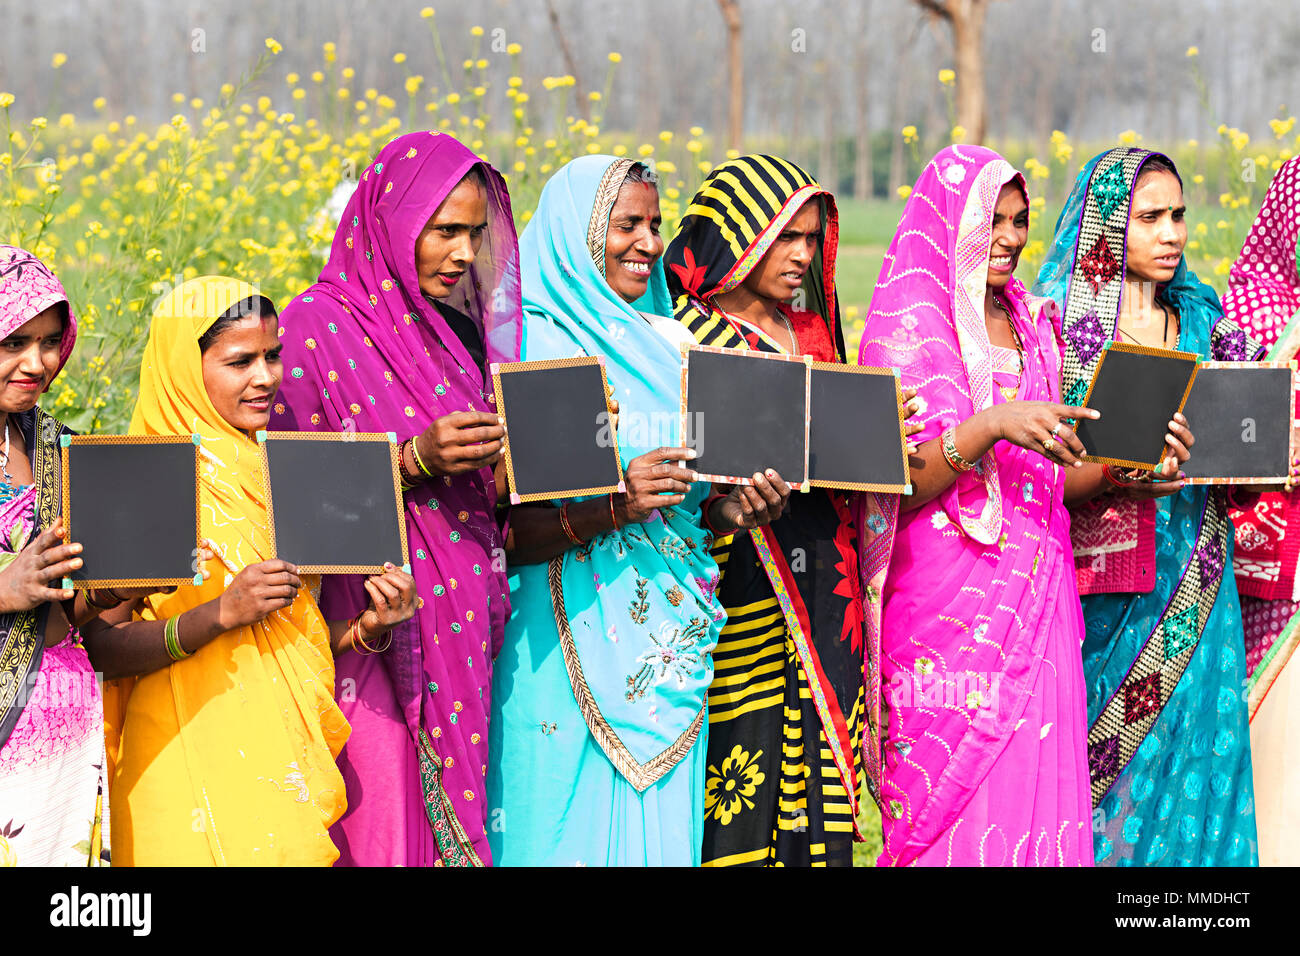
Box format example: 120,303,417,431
106,276,349,865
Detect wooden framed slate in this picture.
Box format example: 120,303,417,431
680,345,810,489
1181,361,1297,485
1076,342,1200,471
491,355,625,504
258,431,409,574
60,434,203,589
807,362,912,493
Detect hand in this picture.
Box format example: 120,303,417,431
617,446,698,525
901,386,925,453
609,397,620,433
358,563,418,636
216,559,302,630
1286,454,1300,493
0,521,79,614
713,469,791,531
985,400,1099,468
414,410,506,476
1106,413,1194,500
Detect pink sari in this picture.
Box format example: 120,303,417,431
860,146,1092,865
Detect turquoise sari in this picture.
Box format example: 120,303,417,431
1035,148,1258,866
488,157,723,865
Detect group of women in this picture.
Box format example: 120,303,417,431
0,125,1296,867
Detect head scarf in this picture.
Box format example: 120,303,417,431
861,145,1058,545
0,246,78,749
112,276,348,865
1222,156,1300,350
271,131,521,866
664,154,843,357
520,154,679,459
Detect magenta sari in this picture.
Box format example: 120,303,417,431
860,146,1092,866
272,132,521,865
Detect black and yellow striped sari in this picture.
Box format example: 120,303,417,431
666,155,886,866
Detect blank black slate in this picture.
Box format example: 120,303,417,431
1077,346,1199,470
495,360,622,501
685,348,809,485
264,437,405,571
809,366,908,490
1181,365,1293,480
65,440,197,585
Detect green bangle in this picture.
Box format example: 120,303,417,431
164,614,191,662
409,438,434,478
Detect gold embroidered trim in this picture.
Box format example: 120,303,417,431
587,158,636,276
548,554,704,791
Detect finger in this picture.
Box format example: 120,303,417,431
639,446,698,465
1164,433,1191,464
644,478,694,496
370,575,403,605
1168,420,1194,449
1056,404,1100,421
37,584,76,603
272,571,303,589
262,585,298,601
762,469,791,499
905,421,925,437
750,472,783,510
36,542,83,569
609,398,620,415
901,386,918,402
363,579,389,615
651,463,697,482
448,439,504,461
441,410,502,429
451,424,506,445
25,524,67,556
42,557,84,581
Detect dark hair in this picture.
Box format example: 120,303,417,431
623,161,658,187
197,295,278,353
461,163,489,191
1135,152,1183,188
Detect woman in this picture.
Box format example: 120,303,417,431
272,131,521,866
860,145,1096,866
1036,146,1258,866
1220,155,1300,865
488,155,789,866
0,245,117,866
666,154,906,866
93,276,414,866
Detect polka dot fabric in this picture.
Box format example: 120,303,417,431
1222,157,1300,348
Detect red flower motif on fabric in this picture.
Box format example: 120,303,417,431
1123,672,1161,724
831,495,863,654
669,246,707,295
1078,235,1120,294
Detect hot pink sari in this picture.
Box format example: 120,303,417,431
860,146,1092,865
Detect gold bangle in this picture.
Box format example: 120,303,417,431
941,426,977,474
164,614,191,661
351,615,391,655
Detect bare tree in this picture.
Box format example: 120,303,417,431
853,0,874,199
717,0,743,151
545,0,591,121
913,0,991,143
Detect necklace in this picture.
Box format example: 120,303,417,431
776,307,796,354
1118,299,1176,348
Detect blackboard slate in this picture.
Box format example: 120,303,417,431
262,433,408,573
682,346,809,487
491,356,624,503
808,363,911,491
1182,362,1296,483
1077,344,1200,470
62,436,199,587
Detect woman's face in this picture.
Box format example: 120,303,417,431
1125,170,1186,284
740,199,822,304
603,181,664,303
0,306,64,415
987,182,1029,289
415,172,488,300
200,312,283,434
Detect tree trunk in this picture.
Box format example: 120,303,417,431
717,0,743,152
545,0,590,122
914,0,989,144
853,0,874,200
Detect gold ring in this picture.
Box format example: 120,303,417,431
1042,438,1057,454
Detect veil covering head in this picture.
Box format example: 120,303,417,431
110,275,348,866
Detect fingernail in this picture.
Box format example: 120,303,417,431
1074,461,1083,468
72,558,82,568
765,469,776,479
753,472,763,482
498,416,505,425
384,562,395,569
687,449,698,459
1178,471,1187,479
72,544,82,554
690,471,699,482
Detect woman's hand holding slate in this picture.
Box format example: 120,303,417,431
360,563,418,635
218,559,302,629
985,400,1097,468
0,521,79,612
415,410,506,476
1109,413,1194,500
618,446,698,524
713,470,791,530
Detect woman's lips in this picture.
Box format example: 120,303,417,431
242,396,271,410
437,271,463,286
7,379,42,391
620,259,651,277
988,253,1017,273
